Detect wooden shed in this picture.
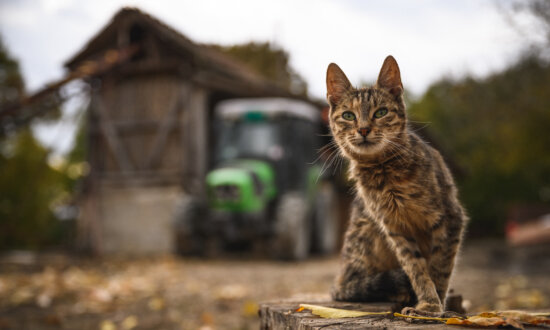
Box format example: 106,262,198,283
68,7,311,254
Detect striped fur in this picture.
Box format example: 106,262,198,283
327,56,468,313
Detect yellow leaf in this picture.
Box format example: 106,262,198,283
446,315,523,329
242,301,259,317
121,315,138,330
100,320,117,330
497,310,550,325
393,312,449,322
298,304,391,319
148,297,164,311
446,317,469,325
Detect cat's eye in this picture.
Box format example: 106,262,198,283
342,111,356,121
374,108,388,119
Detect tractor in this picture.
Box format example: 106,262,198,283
175,98,338,259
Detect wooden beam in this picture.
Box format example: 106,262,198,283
112,119,161,132
144,88,188,170
98,169,182,186
92,94,135,172
0,45,140,121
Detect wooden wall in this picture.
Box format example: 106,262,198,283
79,69,208,254
87,72,207,191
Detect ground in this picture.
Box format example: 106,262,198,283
0,240,548,330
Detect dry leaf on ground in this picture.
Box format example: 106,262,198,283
446,310,550,329
298,304,391,318
299,303,550,329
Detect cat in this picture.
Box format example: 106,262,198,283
326,56,467,314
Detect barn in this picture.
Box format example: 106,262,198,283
66,7,319,254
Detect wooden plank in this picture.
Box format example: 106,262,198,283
185,86,208,196
110,119,160,132
93,93,135,172
259,299,448,330
144,88,187,170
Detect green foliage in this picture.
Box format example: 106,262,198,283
409,54,550,236
0,35,80,250
0,129,68,249
0,35,25,106
210,41,308,96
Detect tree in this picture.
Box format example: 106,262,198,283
209,41,308,96
0,35,24,106
0,35,74,249
409,54,550,236
0,129,69,249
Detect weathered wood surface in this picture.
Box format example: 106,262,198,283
259,297,448,330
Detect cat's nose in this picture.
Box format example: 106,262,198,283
357,127,371,137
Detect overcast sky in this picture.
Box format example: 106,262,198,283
0,0,543,154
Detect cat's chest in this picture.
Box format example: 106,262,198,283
354,166,440,230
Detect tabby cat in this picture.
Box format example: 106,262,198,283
326,56,467,313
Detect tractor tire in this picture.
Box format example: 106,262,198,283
312,182,339,255
272,192,310,260
174,195,203,256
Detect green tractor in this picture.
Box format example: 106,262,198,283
175,98,339,259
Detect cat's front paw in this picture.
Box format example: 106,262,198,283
401,306,438,317
415,301,443,313
400,305,443,323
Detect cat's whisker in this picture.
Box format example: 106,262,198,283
382,138,407,165
316,148,340,182
310,142,338,165
408,120,432,125
321,148,342,179
407,123,431,133
331,150,345,175
383,135,423,159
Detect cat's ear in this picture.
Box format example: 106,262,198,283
326,63,351,106
376,55,403,97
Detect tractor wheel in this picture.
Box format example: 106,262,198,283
174,195,203,256
272,192,310,260
312,182,339,255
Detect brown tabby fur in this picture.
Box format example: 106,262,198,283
327,56,467,313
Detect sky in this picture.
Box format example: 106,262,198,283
0,0,544,154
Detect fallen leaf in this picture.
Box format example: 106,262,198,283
90,288,113,303
298,304,391,318
200,312,214,325
43,314,62,326
121,315,138,330
393,312,449,323
446,314,523,329
148,297,164,311
100,320,116,330
10,288,33,305
497,310,550,325
36,292,52,308
242,301,259,317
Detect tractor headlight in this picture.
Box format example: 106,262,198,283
214,184,241,202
